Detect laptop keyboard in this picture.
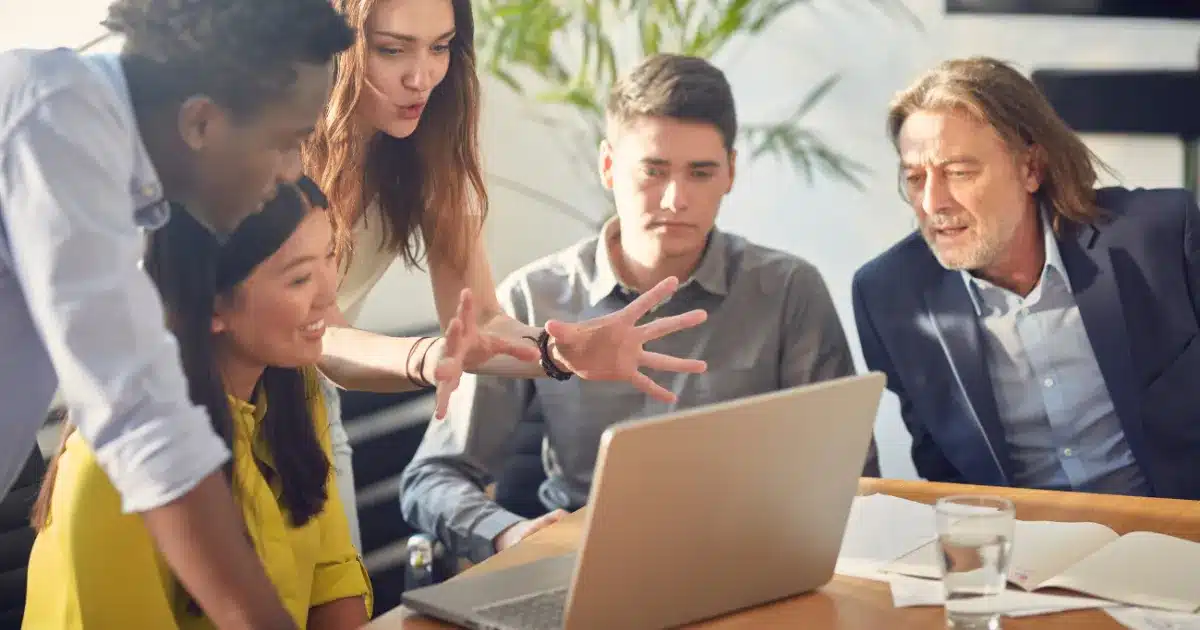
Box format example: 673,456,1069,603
472,586,568,630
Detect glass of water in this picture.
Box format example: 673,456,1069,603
934,495,1015,630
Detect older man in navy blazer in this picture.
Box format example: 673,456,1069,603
852,56,1200,499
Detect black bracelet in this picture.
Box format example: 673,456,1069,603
413,337,436,389
523,329,573,381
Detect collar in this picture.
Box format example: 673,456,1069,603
961,208,1072,314
84,52,170,229
228,386,278,471
587,216,729,306
227,386,268,429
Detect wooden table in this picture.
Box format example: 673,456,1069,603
367,479,1200,629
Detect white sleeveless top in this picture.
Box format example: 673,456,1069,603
336,204,398,325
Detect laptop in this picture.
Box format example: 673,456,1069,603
402,372,886,630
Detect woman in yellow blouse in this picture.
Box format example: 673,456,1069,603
25,177,372,629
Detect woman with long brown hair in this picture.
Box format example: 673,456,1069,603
306,0,711,541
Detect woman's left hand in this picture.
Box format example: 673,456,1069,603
428,289,539,419
544,276,709,403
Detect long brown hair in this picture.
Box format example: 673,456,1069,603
303,0,486,273
886,56,1111,233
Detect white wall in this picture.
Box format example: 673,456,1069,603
358,0,1200,480
0,2,109,50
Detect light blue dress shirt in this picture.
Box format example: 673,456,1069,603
962,214,1148,495
0,48,229,510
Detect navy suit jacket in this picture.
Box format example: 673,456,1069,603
852,187,1200,499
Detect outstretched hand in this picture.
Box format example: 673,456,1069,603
545,276,708,402
429,289,539,419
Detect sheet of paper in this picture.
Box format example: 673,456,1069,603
833,494,939,582
875,500,1007,580
887,573,1113,616
1006,520,1118,590
832,557,891,582
837,495,937,560
1043,531,1200,613
1106,606,1200,630
882,538,942,579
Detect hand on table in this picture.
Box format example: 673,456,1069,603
494,510,570,553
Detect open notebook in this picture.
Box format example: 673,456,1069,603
882,520,1200,613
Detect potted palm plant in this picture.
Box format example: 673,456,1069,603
474,0,919,226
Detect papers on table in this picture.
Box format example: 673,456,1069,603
834,494,1112,617
1106,607,1200,630
887,572,1114,617
834,493,937,581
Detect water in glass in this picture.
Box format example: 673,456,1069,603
935,496,1015,630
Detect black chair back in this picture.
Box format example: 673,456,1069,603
0,448,46,627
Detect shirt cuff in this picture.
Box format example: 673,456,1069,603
468,508,526,564
312,556,373,617
90,408,231,514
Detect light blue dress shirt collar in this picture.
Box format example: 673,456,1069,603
961,209,1072,315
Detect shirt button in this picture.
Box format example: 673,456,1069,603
141,183,157,197
1043,377,1055,388
1062,448,1074,457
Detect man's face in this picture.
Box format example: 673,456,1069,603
600,115,735,261
897,107,1041,272
179,62,334,236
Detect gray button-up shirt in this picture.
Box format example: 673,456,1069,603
400,221,877,562
963,213,1147,495
0,48,229,509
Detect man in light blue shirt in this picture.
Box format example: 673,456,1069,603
960,210,1147,495
0,1,352,627
855,57,1200,499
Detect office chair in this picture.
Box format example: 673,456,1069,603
0,447,47,626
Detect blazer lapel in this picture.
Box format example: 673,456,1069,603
1058,226,1146,458
924,273,1014,484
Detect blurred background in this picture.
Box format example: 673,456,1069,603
4,0,1199,616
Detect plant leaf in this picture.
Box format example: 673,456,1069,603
789,73,841,121
641,19,663,56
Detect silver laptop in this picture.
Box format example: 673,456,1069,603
403,372,886,630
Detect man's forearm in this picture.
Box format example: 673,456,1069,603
319,326,440,393
141,471,295,630
400,459,524,563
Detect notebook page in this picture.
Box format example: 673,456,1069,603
1008,520,1119,591
1042,532,1200,613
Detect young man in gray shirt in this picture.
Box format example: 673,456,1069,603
400,53,877,563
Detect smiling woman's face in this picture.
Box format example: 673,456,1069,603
212,210,338,368
357,0,456,139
